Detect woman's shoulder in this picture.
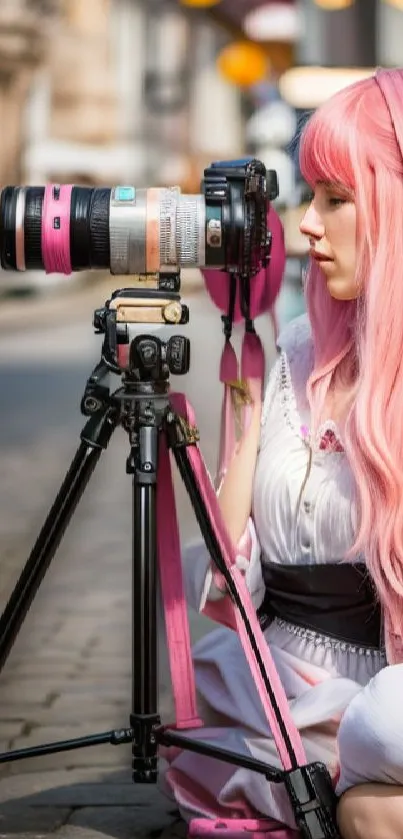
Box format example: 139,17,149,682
261,313,312,429
276,312,312,362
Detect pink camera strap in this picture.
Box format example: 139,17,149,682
157,430,203,731
216,312,278,490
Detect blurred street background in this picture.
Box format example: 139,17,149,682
0,1,402,837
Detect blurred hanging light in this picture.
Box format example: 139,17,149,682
314,0,355,8
382,0,403,9
179,0,221,7
243,3,304,42
279,66,374,109
217,41,268,87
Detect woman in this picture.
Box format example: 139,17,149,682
162,68,403,839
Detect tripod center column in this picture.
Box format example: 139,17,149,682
127,418,160,783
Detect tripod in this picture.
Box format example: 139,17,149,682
0,287,340,839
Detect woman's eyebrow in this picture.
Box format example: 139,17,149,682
318,179,353,194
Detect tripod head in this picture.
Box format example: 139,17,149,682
89,281,190,390
80,279,194,463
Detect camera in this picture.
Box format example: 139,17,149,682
0,158,279,376
0,158,278,285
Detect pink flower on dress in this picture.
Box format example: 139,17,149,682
319,428,344,452
300,424,344,452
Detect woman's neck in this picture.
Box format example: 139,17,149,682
325,353,359,427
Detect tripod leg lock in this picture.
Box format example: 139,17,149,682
283,762,340,839
130,713,161,784
165,411,200,448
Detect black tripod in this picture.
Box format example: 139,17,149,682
0,287,340,839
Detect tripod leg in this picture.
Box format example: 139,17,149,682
0,407,118,673
169,432,299,763
127,424,159,783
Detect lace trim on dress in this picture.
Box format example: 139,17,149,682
279,351,301,439
279,351,345,454
273,618,386,657
261,353,282,430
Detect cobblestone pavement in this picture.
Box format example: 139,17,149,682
0,273,277,838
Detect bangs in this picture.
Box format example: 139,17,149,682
299,99,357,193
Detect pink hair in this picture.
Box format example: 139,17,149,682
299,68,403,662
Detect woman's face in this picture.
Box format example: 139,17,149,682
299,181,358,300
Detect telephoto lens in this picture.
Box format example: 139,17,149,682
0,160,276,278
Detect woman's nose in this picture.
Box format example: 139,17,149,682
299,203,325,240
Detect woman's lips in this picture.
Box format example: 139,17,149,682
310,250,333,262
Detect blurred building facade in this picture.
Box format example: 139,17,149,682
20,0,245,189
3,2,403,188
0,0,61,185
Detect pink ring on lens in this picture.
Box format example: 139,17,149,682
41,183,73,274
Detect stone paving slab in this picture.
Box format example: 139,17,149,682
0,769,184,838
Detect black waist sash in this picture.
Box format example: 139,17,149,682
257,561,382,649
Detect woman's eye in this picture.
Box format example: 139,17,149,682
328,196,346,206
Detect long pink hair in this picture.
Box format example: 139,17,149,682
299,68,403,662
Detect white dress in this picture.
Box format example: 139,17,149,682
161,313,403,829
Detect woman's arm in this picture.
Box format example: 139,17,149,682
217,396,262,547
